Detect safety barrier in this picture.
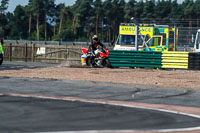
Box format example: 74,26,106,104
108,50,162,68
108,50,190,69
188,53,200,70
162,52,189,69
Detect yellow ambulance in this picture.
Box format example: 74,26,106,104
114,23,178,51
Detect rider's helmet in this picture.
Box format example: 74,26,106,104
92,35,98,41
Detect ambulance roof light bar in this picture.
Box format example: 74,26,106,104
120,23,169,27
154,24,169,27
120,23,134,26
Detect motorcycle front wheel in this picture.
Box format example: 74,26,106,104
86,56,96,67
102,58,112,68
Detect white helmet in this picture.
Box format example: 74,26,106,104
92,35,98,41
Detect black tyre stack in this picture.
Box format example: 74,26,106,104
188,52,200,70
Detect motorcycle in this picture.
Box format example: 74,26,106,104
81,47,111,68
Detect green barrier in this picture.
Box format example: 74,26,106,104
108,50,200,70
108,50,189,69
109,50,162,68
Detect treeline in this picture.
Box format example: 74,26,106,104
0,0,200,42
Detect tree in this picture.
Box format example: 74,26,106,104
154,0,171,24
8,5,28,39
57,6,74,41
72,0,93,40
0,0,9,38
0,0,9,14
43,0,55,41
134,0,144,22
169,0,183,26
2,0,200,41
124,0,137,22
103,0,112,42
26,2,34,40
141,0,155,23
58,5,66,35
28,0,45,40
194,0,200,27
93,0,103,35
52,3,64,36
182,0,195,27
111,0,125,40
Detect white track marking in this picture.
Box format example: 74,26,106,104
1,93,200,133
36,127,200,132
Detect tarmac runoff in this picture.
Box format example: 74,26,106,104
1,92,200,133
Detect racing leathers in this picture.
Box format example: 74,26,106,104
87,40,106,66
87,40,106,56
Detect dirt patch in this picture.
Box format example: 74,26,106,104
0,66,200,90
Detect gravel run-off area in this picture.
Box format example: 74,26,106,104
0,66,200,91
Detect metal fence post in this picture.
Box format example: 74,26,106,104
9,43,12,61
170,18,177,51
135,25,138,51
174,25,177,51
25,43,28,62
32,44,35,62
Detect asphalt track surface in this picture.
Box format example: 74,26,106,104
1,62,200,133
0,61,58,70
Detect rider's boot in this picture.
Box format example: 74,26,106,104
97,60,101,66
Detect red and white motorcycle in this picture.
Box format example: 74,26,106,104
81,48,111,68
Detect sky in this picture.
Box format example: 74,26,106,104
6,0,77,12
2,0,184,13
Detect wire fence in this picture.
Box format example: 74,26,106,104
178,27,200,46
4,26,199,46
3,40,112,46
3,43,83,64
3,26,199,52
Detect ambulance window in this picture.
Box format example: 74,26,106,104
160,33,166,45
121,35,135,45
154,37,162,46
146,36,162,46
120,35,144,45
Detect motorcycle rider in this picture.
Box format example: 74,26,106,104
87,35,106,66
0,39,4,54
88,35,106,55
0,39,4,65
